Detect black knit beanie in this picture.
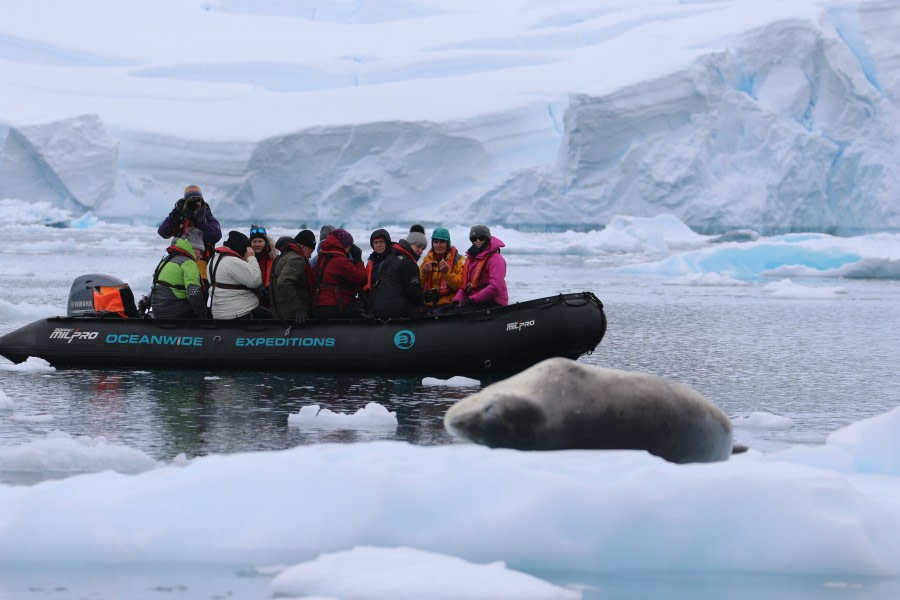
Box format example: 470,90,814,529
275,236,294,251
294,229,317,250
223,230,250,256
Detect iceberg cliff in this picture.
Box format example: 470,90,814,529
0,1,897,233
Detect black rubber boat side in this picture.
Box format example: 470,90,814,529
0,292,607,375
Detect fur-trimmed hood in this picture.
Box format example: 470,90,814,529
253,235,279,260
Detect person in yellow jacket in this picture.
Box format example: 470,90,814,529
419,227,465,314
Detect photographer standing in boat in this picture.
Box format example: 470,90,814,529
208,231,272,320
450,225,508,311
157,185,222,254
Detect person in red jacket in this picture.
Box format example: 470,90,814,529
313,228,367,319
249,224,277,309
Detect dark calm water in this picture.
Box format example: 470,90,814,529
2,223,899,462
584,289,900,450
0,367,469,461
2,274,898,463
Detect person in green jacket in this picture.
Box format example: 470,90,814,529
270,230,317,323
150,237,208,319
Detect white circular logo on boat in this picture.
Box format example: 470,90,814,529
394,330,416,350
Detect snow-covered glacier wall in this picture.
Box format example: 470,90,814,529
0,115,117,215
473,6,900,234
0,0,898,234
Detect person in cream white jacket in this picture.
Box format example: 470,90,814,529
208,230,272,319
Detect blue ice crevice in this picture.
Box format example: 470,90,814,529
826,7,882,94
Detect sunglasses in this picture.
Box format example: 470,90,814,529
250,226,266,236
470,236,488,242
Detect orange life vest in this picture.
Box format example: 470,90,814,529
423,247,459,295
93,285,137,318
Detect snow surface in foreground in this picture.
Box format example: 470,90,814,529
0,403,899,599
269,546,580,600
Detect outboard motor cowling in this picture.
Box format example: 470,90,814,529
68,274,138,318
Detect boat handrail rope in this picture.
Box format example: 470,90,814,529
559,291,602,307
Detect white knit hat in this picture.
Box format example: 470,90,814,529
183,227,205,254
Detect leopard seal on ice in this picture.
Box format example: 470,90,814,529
444,357,733,463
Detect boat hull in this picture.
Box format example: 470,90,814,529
0,293,606,375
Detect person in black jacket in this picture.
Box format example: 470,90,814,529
370,232,428,319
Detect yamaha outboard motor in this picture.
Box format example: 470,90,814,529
68,274,138,318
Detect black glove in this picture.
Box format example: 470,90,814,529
169,199,185,223
137,295,151,316
295,311,308,325
460,298,475,308
422,289,439,303
349,244,363,263
448,301,459,311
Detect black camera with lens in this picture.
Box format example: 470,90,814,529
422,289,440,303
185,198,199,213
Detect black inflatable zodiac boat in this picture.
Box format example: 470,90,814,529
0,275,607,375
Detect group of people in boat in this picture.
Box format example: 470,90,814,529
149,185,508,321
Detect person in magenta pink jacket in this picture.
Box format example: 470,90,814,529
451,224,509,311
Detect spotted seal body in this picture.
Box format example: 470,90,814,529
444,357,733,464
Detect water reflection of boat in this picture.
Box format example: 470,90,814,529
0,292,606,375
